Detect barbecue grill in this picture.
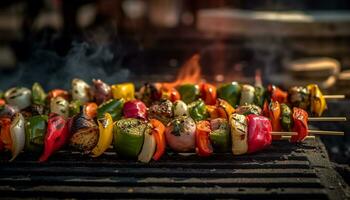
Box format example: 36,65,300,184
0,138,348,199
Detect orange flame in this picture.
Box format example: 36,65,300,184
161,54,202,89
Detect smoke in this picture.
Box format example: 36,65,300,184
0,40,130,91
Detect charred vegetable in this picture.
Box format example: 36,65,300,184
188,99,208,121
111,83,135,101
173,100,189,117
240,84,255,106
91,113,113,157
178,84,200,104
25,115,47,152
217,82,241,107
69,110,99,153
209,118,230,152
165,116,196,152
307,84,327,117
138,83,161,106
71,78,91,104
5,87,32,110
235,104,262,116
97,99,125,121
123,100,147,120
281,103,292,131
50,96,69,118
230,113,248,155
148,99,173,125
195,120,213,157
113,118,148,158
10,113,26,161
32,82,47,105
91,79,112,105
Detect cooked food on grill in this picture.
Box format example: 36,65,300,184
0,79,345,162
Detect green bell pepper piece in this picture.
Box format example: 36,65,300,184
281,103,293,131
97,99,125,121
32,82,47,105
254,85,266,108
178,84,200,104
69,100,82,116
188,99,208,121
113,118,148,158
217,82,241,107
209,119,230,152
25,115,48,152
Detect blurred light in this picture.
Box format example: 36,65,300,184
123,0,147,19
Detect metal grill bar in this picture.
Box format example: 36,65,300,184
0,139,348,200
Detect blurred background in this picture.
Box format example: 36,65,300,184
0,0,349,172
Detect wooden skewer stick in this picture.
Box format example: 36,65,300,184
308,130,344,136
271,130,344,136
281,136,315,140
271,132,297,136
308,117,347,122
323,95,346,99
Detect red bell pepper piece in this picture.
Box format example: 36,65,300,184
123,100,147,120
200,83,217,105
195,120,213,157
39,113,70,162
150,119,166,161
268,85,288,104
84,102,98,119
262,100,269,117
0,99,5,106
290,107,308,142
247,114,272,154
269,101,282,140
0,118,12,151
160,86,180,102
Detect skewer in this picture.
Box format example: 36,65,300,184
308,117,347,122
323,95,346,99
281,136,315,140
272,130,344,136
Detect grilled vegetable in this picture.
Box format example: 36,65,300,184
160,86,180,102
195,120,213,157
69,100,81,117
123,100,147,120
188,99,208,121
138,125,156,163
69,110,99,153
91,79,112,105
288,86,310,110
97,99,125,121
138,83,161,106
178,84,200,104
165,116,196,152
39,113,70,162
84,102,98,119
290,107,308,142
173,100,189,117
50,96,69,118
240,84,255,106
269,101,281,140
200,83,217,105
307,84,327,117
5,87,32,110
47,89,69,102
207,99,235,120
254,85,266,108
148,99,173,124
217,82,241,107
209,118,230,152
0,118,12,151
25,115,47,152
0,104,18,118
113,118,147,158
268,85,288,104
281,103,292,131
10,113,26,161
247,114,272,154
91,113,113,157
235,104,262,116
71,78,91,104
111,83,135,101
150,119,166,161
229,113,248,155
32,82,47,105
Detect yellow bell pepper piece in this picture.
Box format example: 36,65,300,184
307,84,327,117
91,113,114,157
111,83,135,101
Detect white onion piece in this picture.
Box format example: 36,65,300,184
10,113,25,161
50,96,69,118
72,78,91,103
173,100,189,117
138,128,156,163
239,84,255,106
5,87,32,110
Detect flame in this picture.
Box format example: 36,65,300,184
161,54,202,89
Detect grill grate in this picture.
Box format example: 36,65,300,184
0,138,348,199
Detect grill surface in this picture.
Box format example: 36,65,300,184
0,138,348,199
